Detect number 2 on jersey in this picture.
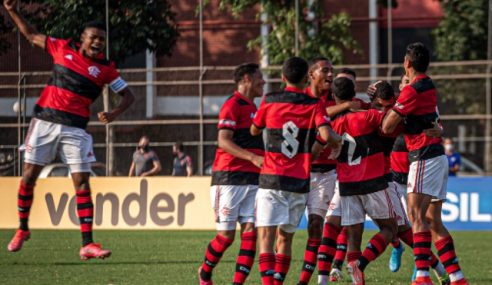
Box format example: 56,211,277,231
282,121,300,158
342,133,361,166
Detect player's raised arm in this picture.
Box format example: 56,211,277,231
3,0,46,49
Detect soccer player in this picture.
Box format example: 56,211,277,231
296,57,338,285
4,0,135,259
251,57,341,285
330,77,398,285
198,63,265,285
382,42,468,285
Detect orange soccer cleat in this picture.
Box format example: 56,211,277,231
7,229,31,252
79,243,111,260
347,261,365,285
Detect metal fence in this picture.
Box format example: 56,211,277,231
0,60,491,176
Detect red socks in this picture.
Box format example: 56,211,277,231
317,223,341,276
297,238,321,285
200,234,233,281
75,188,94,246
232,231,256,284
18,181,34,231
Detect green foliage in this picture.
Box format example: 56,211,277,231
4,0,179,62
432,0,489,114
433,0,488,61
215,0,361,65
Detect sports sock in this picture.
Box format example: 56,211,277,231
358,233,389,271
435,235,465,282
413,231,432,278
332,227,348,269
200,234,233,281
347,251,361,263
273,253,291,285
259,252,275,285
297,238,321,285
18,181,34,231
317,223,341,276
76,188,94,246
232,231,256,285
398,227,414,246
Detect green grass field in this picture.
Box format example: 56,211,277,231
0,230,491,284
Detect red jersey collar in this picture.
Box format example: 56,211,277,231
285,86,305,93
412,73,428,83
304,86,330,100
234,90,254,104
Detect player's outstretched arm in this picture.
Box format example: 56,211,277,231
381,110,402,134
3,0,46,49
218,129,263,168
98,87,135,124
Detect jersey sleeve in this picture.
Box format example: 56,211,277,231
218,100,239,130
315,101,331,128
107,62,128,94
45,37,68,57
393,86,417,117
252,98,267,129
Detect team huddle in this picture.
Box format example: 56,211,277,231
198,44,468,285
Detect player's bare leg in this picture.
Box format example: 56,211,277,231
427,202,467,285
7,163,43,252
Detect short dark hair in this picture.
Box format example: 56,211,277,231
174,142,183,152
233,63,260,84
308,56,330,71
332,77,355,101
405,42,430,73
83,21,106,32
373,81,395,101
338,67,356,79
282,57,309,85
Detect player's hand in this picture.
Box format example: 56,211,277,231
251,155,264,168
366,80,382,100
3,0,17,11
97,112,116,124
328,144,341,160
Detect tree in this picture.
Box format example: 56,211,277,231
211,0,361,65
432,0,488,114
1,0,179,63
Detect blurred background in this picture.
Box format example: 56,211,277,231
0,0,490,177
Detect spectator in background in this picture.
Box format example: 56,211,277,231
172,142,192,176
444,137,461,176
128,136,161,177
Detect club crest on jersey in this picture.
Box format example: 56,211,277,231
88,66,101,78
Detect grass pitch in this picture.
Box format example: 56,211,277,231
0,230,491,284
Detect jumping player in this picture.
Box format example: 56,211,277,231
198,63,265,285
251,57,341,285
4,0,135,259
382,42,467,285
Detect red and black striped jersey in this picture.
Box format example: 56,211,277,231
304,87,337,173
332,109,388,196
34,37,127,129
253,86,330,193
211,91,264,186
393,74,444,161
390,134,409,185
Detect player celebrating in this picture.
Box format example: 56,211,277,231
382,42,467,285
330,77,398,285
4,0,135,259
198,63,265,285
296,57,338,285
251,57,341,285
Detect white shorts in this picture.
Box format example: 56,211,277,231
341,188,395,226
394,182,408,214
307,170,337,217
407,155,448,201
388,182,410,226
210,185,257,231
24,118,95,172
326,181,342,217
255,189,307,233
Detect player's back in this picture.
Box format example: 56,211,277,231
331,109,388,196
253,86,329,193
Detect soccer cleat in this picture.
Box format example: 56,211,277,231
198,266,213,285
329,267,344,282
347,261,364,285
7,229,30,252
79,243,111,260
450,279,468,285
389,242,404,272
411,276,434,285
